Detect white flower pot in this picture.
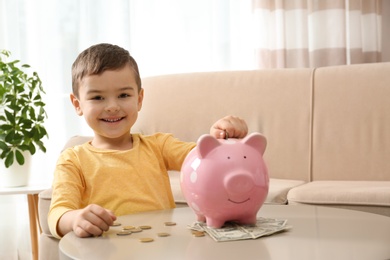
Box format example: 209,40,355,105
0,153,31,187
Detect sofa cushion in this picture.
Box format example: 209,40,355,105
169,171,186,204
63,135,93,149
287,181,390,206
312,63,390,181
39,234,59,260
266,178,305,204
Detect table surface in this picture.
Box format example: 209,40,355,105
0,185,49,195
59,205,390,260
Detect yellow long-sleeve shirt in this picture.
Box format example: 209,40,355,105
48,133,195,239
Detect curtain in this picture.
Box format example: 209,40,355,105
253,0,382,68
0,1,256,259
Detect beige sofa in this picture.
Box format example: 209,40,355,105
38,62,390,259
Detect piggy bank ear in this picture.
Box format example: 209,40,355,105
197,134,221,159
242,133,267,155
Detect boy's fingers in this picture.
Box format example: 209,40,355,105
212,116,248,139
105,208,117,221
74,217,104,238
91,206,116,228
80,205,116,235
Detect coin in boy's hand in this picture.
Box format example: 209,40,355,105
139,225,152,230
164,221,176,226
111,222,121,226
116,231,132,236
157,232,170,237
139,237,154,243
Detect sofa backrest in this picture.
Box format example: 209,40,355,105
311,62,390,181
133,69,314,181
59,63,390,183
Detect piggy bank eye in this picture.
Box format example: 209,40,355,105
244,156,247,159
227,156,231,159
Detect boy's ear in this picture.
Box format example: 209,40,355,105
70,93,83,116
137,88,144,111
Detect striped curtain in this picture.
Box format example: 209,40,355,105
253,0,382,68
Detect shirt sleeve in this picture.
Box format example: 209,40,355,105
158,134,196,171
48,148,85,239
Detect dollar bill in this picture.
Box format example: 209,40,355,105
188,218,291,242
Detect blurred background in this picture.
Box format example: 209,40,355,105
0,0,388,258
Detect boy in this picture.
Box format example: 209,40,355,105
48,43,248,239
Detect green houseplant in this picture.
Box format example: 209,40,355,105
0,50,48,172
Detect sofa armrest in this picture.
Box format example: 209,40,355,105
38,188,53,237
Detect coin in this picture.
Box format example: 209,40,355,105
116,231,132,236
164,221,176,226
157,232,170,237
192,231,205,237
139,225,152,230
130,227,143,233
122,225,136,230
111,222,121,226
139,237,154,243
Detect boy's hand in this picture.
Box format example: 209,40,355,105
210,115,248,139
59,204,117,238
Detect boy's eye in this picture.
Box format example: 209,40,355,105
119,93,130,98
91,96,104,100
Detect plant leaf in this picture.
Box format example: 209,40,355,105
15,149,25,165
4,109,15,124
28,143,36,154
0,124,13,131
0,141,9,151
5,150,14,168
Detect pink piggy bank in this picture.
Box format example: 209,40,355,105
180,132,269,228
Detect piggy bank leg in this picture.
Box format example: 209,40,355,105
237,215,257,226
205,217,226,229
196,214,206,223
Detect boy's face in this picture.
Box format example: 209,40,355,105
70,64,143,143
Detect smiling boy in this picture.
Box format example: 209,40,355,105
48,43,248,239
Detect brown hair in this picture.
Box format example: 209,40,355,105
71,43,141,97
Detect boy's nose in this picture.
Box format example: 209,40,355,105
105,101,120,113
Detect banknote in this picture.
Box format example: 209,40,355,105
188,218,291,242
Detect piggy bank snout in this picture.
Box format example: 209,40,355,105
224,172,255,194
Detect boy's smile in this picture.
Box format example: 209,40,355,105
70,64,143,149
102,117,125,123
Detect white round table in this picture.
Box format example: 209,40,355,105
59,205,390,260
